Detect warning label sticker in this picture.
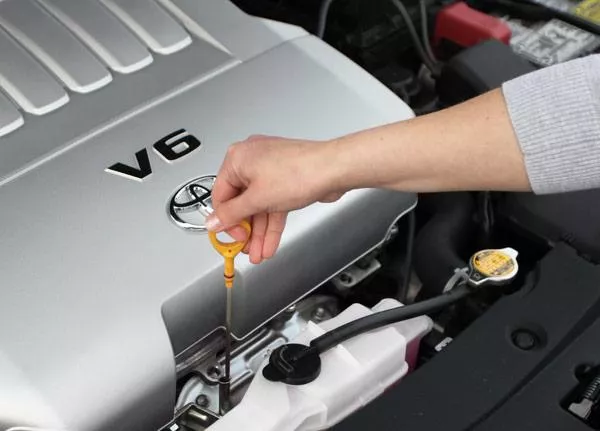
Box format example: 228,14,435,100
472,250,515,278
511,19,600,66
575,0,600,23
528,0,577,12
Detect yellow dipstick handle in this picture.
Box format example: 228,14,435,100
208,220,252,288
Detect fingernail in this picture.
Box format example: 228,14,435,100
205,214,224,231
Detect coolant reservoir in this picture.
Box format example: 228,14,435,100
208,299,433,431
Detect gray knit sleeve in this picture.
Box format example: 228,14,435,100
502,54,600,194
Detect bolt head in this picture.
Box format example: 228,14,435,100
339,273,352,284
511,329,538,351
196,394,210,407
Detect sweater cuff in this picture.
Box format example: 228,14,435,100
502,55,600,194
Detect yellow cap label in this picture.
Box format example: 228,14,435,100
575,0,600,23
472,250,515,278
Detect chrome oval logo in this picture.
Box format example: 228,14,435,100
168,175,216,232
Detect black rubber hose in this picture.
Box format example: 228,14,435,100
317,0,337,38
308,285,471,355
390,0,441,76
414,193,475,298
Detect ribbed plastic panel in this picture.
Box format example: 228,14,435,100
0,0,233,138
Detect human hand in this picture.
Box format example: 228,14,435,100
206,135,345,264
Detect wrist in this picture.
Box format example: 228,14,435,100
324,125,404,192
317,137,359,194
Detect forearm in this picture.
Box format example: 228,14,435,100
208,55,600,258
326,54,600,196
328,88,530,193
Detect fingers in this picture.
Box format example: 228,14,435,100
208,189,260,231
211,166,241,208
226,225,248,242
319,191,345,203
210,136,275,206
207,136,307,262
248,213,268,264
242,215,253,255
246,134,272,142
240,212,287,261
263,212,287,259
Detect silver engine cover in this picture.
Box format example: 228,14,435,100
0,1,415,430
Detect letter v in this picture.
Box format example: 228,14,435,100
105,149,152,181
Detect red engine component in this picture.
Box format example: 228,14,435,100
434,2,512,48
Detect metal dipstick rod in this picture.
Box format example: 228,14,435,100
219,285,233,413
207,220,252,415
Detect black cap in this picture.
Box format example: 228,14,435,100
262,344,321,385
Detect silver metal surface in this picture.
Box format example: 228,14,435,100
158,0,287,59
101,0,192,55
0,25,68,115
0,36,234,182
332,223,398,289
159,405,220,431
332,255,382,290
0,92,23,137
0,0,112,94
176,296,340,413
0,3,415,430
39,0,153,73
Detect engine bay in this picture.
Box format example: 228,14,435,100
164,1,600,430
1,0,600,430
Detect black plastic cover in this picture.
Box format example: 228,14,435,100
437,39,536,105
501,189,600,263
333,244,600,430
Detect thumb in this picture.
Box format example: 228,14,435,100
206,190,261,231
